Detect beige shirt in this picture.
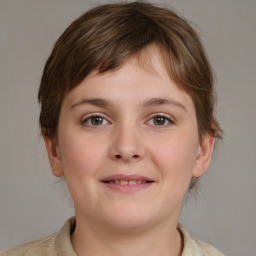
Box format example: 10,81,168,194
1,217,225,256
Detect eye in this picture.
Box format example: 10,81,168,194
147,115,174,126
82,115,109,126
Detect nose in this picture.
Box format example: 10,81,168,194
109,123,146,162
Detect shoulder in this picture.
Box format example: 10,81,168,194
0,234,57,256
0,217,76,256
190,238,225,256
178,224,225,256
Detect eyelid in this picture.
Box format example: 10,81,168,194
146,113,175,125
81,113,111,126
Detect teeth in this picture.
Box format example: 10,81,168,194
120,180,128,185
108,180,149,185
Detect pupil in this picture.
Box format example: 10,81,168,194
92,116,103,125
154,117,165,125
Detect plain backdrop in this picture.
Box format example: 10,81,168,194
1,0,256,255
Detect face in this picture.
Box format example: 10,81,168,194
44,49,214,231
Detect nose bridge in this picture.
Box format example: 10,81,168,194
110,118,145,161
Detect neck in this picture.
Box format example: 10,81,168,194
71,215,183,256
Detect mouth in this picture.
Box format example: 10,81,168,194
101,175,154,193
102,180,153,185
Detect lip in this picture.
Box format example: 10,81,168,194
101,174,155,193
101,174,154,182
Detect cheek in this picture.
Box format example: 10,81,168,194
58,133,105,178
57,133,107,204
150,134,198,181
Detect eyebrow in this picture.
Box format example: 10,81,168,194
141,98,186,111
70,97,186,111
70,98,112,110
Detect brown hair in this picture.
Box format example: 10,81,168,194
38,1,222,190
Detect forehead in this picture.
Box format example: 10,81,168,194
77,46,174,93
62,48,195,115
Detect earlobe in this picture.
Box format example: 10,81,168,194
43,134,64,177
192,134,215,178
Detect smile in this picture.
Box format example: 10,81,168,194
104,180,150,185
101,175,154,193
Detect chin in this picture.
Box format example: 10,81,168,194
98,203,160,232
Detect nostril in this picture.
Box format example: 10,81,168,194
114,154,140,160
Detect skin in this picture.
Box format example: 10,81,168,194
44,49,215,256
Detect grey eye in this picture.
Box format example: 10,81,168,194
83,115,108,126
153,117,167,125
90,116,105,125
147,115,173,126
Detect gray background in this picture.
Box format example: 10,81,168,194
1,0,256,255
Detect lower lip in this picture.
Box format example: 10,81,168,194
102,182,154,193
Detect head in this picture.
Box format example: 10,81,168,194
38,1,222,192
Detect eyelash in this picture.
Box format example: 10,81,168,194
147,114,174,126
81,114,110,127
81,113,174,127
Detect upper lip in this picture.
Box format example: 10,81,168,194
101,174,154,182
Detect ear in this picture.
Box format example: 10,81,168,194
192,134,215,178
43,134,64,177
